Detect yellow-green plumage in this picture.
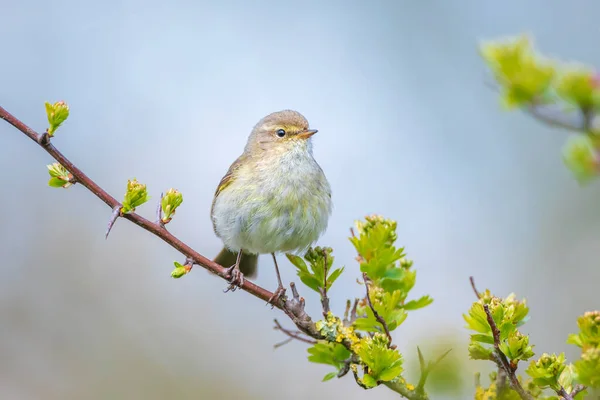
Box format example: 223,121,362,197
211,110,332,279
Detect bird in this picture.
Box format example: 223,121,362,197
210,110,332,304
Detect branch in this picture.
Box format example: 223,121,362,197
343,298,359,326
2,104,429,400
319,249,330,317
0,104,321,339
485,81,591,133
273,319,317,347
556,384,587,400
524,102,589,132
363,272,393,347
470,277,533,400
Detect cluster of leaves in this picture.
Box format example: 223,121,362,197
287,246,343,294
466,288,599,399
44,101,69,136
47,162,74,188
465,291,533,364
567,311,600,389
480,34,600,184
292,215,439,397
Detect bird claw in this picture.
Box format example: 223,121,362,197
266,285,287,308
223,264,244,293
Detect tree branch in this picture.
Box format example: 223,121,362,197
0,104,320,338
363,272,393,347
273,319,317,347
469,277,533,400
319,248,331,317
2,104,429,400
485,81,591,133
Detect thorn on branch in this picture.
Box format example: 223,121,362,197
156,192,165,228
363,272,392,347
105,205,121,239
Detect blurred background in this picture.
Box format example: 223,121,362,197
1,0,599,399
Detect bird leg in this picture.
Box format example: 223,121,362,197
224,249,245,293
267,253,287,306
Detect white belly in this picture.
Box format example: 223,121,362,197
212,152,332,255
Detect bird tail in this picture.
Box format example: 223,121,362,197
213,247,258,278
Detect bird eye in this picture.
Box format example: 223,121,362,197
276,129,286,137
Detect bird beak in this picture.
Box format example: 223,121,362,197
298,129,318,139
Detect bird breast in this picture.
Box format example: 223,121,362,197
212,146,332,255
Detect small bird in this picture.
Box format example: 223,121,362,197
211,110,332,303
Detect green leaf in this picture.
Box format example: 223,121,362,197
555,66,597,109
307,342,351,368
479,35,555,108
286,253,308,273
298,274,321,292
355,334,403,384
573,347,600,388
566,333,583,348
361,374,378,388
289,247,344,294
170,261,189,279
464,302,492,334
471,334,495,344
327,267,344,288
48,177,67,188
322,372,337,382
562,135,600,185
468,343,493,360
47,163,73,188
500,331,535,362
403,295,433,311
570,311,600,348
525,353,566,390
355,288,408,333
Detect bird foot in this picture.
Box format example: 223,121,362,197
266,285,287,308
223,264,245,293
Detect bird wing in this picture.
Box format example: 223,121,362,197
210,154,245,230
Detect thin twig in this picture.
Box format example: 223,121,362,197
320,249,330,317
557,384,587,400
352,367,369,390
484,303,533,400
343,299,351,324
349,299,359,325
469,276,481,299
470,277,533,400
273,319,317,346
363,272,392,347
485,80,589,133
273,337,294,349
